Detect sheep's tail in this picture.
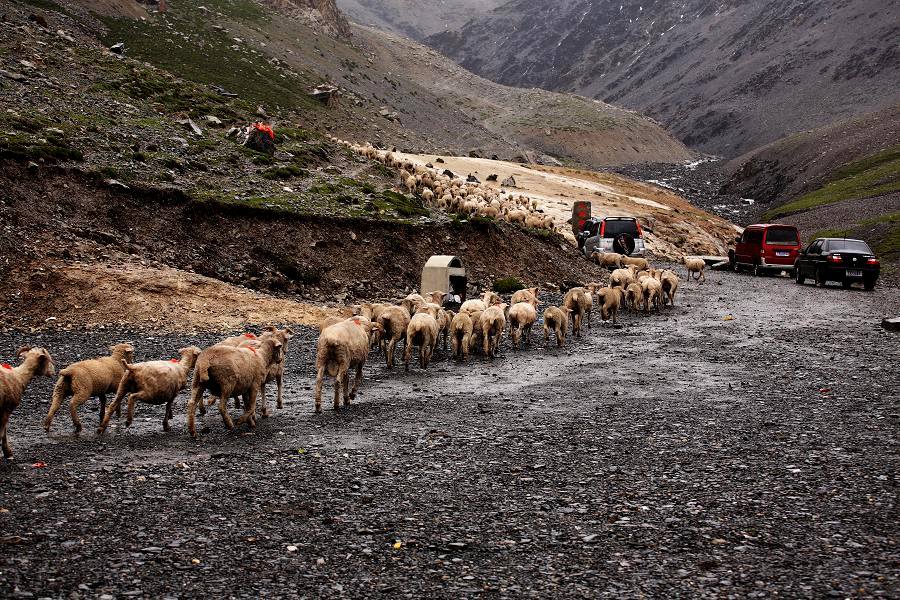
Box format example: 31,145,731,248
317,339,347,378
193,359,210,386
52,369,73,397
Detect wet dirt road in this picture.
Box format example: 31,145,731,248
1,271,898,598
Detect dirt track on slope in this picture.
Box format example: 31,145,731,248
1,270,898,597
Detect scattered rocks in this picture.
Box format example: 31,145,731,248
109,42,125,55
502,175,517,187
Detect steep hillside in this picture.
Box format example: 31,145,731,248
722,104,900,277
353,25,693,167
429,0,900,158
0,0,727,329
336,0,505,39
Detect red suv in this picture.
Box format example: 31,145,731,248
729,224,801,276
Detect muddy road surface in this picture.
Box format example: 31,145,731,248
1,271,898,598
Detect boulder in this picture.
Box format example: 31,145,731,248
882,317,900,332
501,175,517,187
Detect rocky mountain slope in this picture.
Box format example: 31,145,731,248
336,0,505,39
0,0,726,329
429,0,900,158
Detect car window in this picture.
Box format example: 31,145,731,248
827,239,873,253
808,240,823,255
602,219,639,238
744,229,763,244
764,227,799,245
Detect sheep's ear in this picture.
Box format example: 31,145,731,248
284,327,295,336
16,345,31,357
263,325,277,332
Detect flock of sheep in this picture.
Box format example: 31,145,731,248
0,256,704,458
330,137,564,238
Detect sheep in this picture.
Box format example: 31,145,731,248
43,343,135,434
505,209,527,224
525,214,544,229
659,270,680,307
591,251,624,270
404,305,440,370
319,316,345,332
543,306,571,347
468,309,485,354
438,308,454,351
622,256,650,271
563,287,591,337
641,277,663,314
684,257,706,282
1,347,55,459
426,290,447,305
239,327,295,416
187,337,285,437
450,311,474,360
508,302,537,349
216,332,261,347
422,189,434,204
460,291,501,315
405,176,418,194
625,282,644,312
312,317,380,413
401,293,426,316
610,268,634,289
481,303,508,358
510,287,539,307
593,287,620,324
377,305,411,369
98,346,202,434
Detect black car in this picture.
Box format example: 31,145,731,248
795,238,880,290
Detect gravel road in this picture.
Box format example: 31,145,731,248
1,271,898,598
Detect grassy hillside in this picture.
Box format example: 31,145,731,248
764,146,900,219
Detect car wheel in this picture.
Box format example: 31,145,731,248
841,279,852,289
728,250,736,271
752,263,761,277
815,268,827,287
794,268,805,285
864,278,876,291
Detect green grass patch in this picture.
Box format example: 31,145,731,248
766,145,900,219
372,190,428,217
493,277,525,294
98,9,316,113
0,133,83,162
261,165,309,180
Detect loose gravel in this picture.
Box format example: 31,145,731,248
1,271,898,598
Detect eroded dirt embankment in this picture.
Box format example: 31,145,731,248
0,163,605,330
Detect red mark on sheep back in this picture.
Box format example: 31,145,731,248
243,333,257,339
245,347,257,354
1,363,12,370
170,358,180,363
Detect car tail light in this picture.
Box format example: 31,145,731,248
636,221,644,237
599,221,605,237
867,258,879,266
827,254,842,263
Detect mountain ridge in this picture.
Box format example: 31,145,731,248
427,0,900,158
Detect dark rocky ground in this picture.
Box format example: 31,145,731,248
611,160,755,225
1,270,898,597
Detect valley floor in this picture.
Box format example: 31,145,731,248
1,271,898,597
